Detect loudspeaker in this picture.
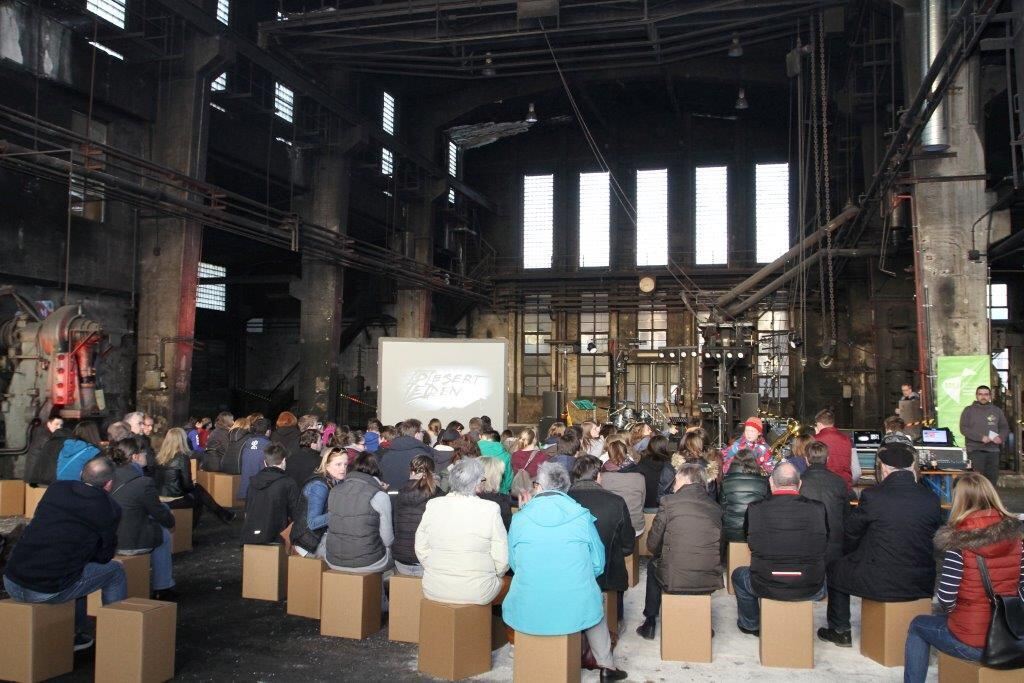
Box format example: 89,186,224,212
739,392,759,421
542,390,564,419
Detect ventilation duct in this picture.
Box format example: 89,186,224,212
921,0,949,152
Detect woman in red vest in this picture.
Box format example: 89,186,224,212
903,473,1023,682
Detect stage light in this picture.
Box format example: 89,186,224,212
726,351,733,359
690,351,697,357
715,352,722,359
737,351,744,359
704,352,711,359
586,339,597,353
669,351,676,359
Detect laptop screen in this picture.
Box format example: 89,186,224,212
921,428,949,445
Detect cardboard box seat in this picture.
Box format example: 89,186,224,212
417,599,492,680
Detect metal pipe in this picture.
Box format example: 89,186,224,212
921,0,949,152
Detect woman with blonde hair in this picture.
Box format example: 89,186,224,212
673,431,704,469
290,446,348,557
544,421,566,446
904,473,1024,682
478,456,512,529
154,427,234,525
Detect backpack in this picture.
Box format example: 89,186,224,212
510,450,539,499
220,434,247,475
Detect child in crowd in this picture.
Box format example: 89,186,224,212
241,443,299,546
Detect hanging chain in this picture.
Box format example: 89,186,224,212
810,19,827,348
820,12,838,347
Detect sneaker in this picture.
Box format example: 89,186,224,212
817,627,853,647
737,621,760,637
73,632,95,652
635,616,657,640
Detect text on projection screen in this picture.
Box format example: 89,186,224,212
378,339,507,431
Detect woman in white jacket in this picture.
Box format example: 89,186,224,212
415,458,509,604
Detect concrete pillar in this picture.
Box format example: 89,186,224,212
135,35,226,425
395,196,438,338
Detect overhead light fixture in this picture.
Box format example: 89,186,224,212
728,34,743,58
789,334,803,349
737,351,744,359
669,351,676,359
482,52,496,77
587,339,597,353
735,87,749,110
690,351,698,358
726,351,733,359
526,102,538,123
715,352,722,359
704,352,712,359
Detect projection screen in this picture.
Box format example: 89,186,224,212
378,338,507,431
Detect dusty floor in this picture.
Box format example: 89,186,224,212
39,487,1024,682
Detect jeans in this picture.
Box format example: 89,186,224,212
394,560,424,577
968,451,1000,488
3,561,127,633
826,584,852,631
732,567,826,631
904,614,982,683
121,527,175,590
643,559,712,619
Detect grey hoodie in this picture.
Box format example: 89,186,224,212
959,401,1009,452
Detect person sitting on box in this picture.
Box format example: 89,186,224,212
478,430,514,495
818,442,941,648
796,441,848,568
238,417,273,500
904,473,1024,682
503,462,628,681
732,463,828,636
324,452,394,575
241,443,299,546
3,456,127,651
154,427,235,526
719,448,769,547
478,457,512,530
110,436,178,601
414,458,508,603
290,446,347,558
636,461,721,640
392,455,445,576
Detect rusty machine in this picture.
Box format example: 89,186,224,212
0,287,106,453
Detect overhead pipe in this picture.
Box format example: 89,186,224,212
921,0,950,151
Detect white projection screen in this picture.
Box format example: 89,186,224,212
378,338,508,431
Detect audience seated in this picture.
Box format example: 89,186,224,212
55,421,102,482
364,418,382,453
503,462,627,681
414,458,508,603
819,442,941,647
637,462,722,640
478,430,513,495
393,455,444,576
635,435,675,508
286,427,322,488
24,413,71,486
3,456,127,651
797,441,848,566
109,437,177,601
478,456,512,530
510,428,548,497
240,443,298,546
722,417,773,474
378,419,435,489
290,447,347,557
549,430,580,471
239,418,273,500
325,452,394,573
154,428,233,524
719,448,769,544
785,434,813,474
904,473,1024,682
270,412,300,455
672,431,703,469
732,464,827,636
214,416,252,474
599,440,646,537
201,412,235,470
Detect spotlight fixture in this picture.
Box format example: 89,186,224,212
789,334,803,349
728,34,743,58
586,339,597,353
737,351,744,359
525,102,537,123
690,351,698,358
735,87,749,110
482,52,496,77
726,351,733,359
715,352,722,359
658,351,666,359
669,351,676,359
704,352,712,359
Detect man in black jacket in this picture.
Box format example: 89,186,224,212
3,457,126,649
568,456,636,627
732,463,828,636
818,441,941,647
241,443,299,545
799,441,849,562
378,419,434,489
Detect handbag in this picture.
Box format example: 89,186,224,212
509,450,539,499
976,554,1024,669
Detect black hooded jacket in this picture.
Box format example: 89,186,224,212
24,427,72,486
241,466,299,545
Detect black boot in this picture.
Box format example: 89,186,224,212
635,616,657,640
599,668,628,681
817,627,852,647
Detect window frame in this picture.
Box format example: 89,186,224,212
522,173,555,270
578,171,610,268
754,162,791,263
694,165,729,266
635,168,668,267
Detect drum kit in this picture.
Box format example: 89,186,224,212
609,400,669,431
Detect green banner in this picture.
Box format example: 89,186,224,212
936,355,991,443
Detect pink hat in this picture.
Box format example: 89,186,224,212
743,417,764,435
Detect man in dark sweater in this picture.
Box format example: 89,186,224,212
959,385,1009,487
3,457,127,650
377,419,434,489
798,441,849,563
818,441,941,647
241,443,299,545
732,463,828,636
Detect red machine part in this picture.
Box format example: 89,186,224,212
51,352,79,406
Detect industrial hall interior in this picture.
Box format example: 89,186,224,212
3,0,1024,682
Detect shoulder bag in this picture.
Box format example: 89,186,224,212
976,554,1024,669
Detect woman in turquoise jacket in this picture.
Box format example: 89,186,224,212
503,461,628,680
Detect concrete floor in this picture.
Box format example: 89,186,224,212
42,487,1024,682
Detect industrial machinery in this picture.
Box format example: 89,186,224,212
0,287,106,452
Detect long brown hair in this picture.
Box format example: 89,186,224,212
678,432,704,457
947,472,1014,527
408,455,438,496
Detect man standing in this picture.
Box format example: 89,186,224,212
636,461,722,640
732,463,828,636
813,408,854,490
959,385,1009,487
4,457,127,650
897,384,923,441
818,442,941,647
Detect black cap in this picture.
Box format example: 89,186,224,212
878,442,916,469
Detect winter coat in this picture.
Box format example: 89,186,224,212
722,437,773,474
935,510,1024,648
511,448,549,479
110,463,175,551
798,463,849,560
186,428,203,453
239,434,272,499
647,483,723,593
634,456,674,508
326,471,389,568
479,440,514,494
747,491,828,600
719,471,769,542
959,401,1010,454
568,480,636,592
392,482,444,565
503,491,605,635
479,490,513,530
204,427,230,463
153,452,195,499
24,428,72,485
285,446,321,490
217,428,249,474
600,470,647,533
290,476,333,554
270,425,300,455
3,480,121,593
364,431,380,453
828,470,941,601
55,438,101,481
241,466,298,545
378,436,435,489
415,493,509,604
814,426,853,489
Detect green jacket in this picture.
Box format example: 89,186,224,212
479,440,514,495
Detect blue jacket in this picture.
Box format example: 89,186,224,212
364,431,380,453
303,478,330,532
503,490,605,635
55,439,101,481
239,435,272,499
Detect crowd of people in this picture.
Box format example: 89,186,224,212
4,399,1023,680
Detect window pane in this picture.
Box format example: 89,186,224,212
382,148,393,176
197,262,227,311
87,0,126,29
636,169,668,266
755,163,790,262
383,92,396,135
216,0,230,25
211,72,227,92
988,284,1009,320
448,141,458,177
274,83,294,123
695,166,728,265
523,175,554,269
579,172,610,268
